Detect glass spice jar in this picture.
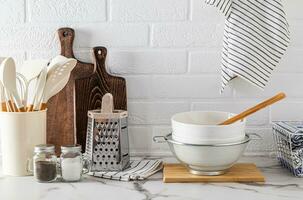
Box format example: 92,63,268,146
33,144,57,183
60,144,89,182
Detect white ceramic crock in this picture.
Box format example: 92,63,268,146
171,111,246,144
0,110,47,176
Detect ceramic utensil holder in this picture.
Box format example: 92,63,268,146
0,110,47,176
85,93,129,172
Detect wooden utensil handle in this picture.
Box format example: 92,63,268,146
39,103,47,110
8,100,16,112
1,102,7,112
219,92,286,125
27,105,34,112
18,107,26,112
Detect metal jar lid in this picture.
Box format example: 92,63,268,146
34,144,55,153
61,144,82,153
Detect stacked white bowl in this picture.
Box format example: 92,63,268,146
171,111,246,144
169,111,248,175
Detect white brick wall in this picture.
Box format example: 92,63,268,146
0,0,302,156
110,0,189,22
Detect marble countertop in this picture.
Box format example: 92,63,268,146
1,156,303,200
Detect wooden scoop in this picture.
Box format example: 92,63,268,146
219,92,286,125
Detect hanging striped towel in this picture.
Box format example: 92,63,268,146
89,159,163,181
205,0,290,92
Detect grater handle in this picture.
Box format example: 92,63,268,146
101,93,114,113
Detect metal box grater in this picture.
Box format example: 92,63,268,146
85,93,130,172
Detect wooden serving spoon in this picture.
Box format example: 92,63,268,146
219,92,286,125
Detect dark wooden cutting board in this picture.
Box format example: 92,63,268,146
47,27,127,154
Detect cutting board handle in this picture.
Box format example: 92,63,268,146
93,46,110,77
58,28,75,58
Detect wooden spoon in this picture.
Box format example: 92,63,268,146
219,92,286,125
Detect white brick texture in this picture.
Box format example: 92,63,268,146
128,102,190,125
0,25,59,51
191,0,224,22
189,49,221,73
153,75,232,98
283,0,303,20
0,0,24,24
74,24,149,47
0,0,302,156
152,22,223,47
107,50,188,74
29,0,106,22
111,0,188,22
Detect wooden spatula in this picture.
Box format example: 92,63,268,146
219,92,286,125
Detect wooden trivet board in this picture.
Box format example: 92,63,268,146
163,163,265,183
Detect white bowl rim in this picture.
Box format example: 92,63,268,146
166,133,250,147
171,111,246,127
172,134,245,143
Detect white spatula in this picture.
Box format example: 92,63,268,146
39,58,77,110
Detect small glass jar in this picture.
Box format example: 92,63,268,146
33,144,57,183
60,144,88,182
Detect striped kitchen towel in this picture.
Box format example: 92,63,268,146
89,159,163,181
205,0,290,92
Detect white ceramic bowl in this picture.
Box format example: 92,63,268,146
154,134,251,175
171,111,246,144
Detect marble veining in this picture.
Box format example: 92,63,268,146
1,156,303,200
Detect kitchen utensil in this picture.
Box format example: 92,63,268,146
272,121,303,177
0,110,47,176
39,58,77,110
85,93,129,172
46,27,127,154
3,87,13,112
20,59,49,83
219,92,286,125
0,57,9,111
0,58,25,112
0,61,12,112
163,163,265,183
47,55,69,71
172,111,245,144
31,66,48,111
16,73,26,105
153,133,260,175
19,59,49,105
0,83,7,111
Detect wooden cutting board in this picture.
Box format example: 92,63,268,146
47,27,127,154
163,163,265,183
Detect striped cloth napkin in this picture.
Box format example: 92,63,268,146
205,0,290,92
89,159,163,181
274,121,303,150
